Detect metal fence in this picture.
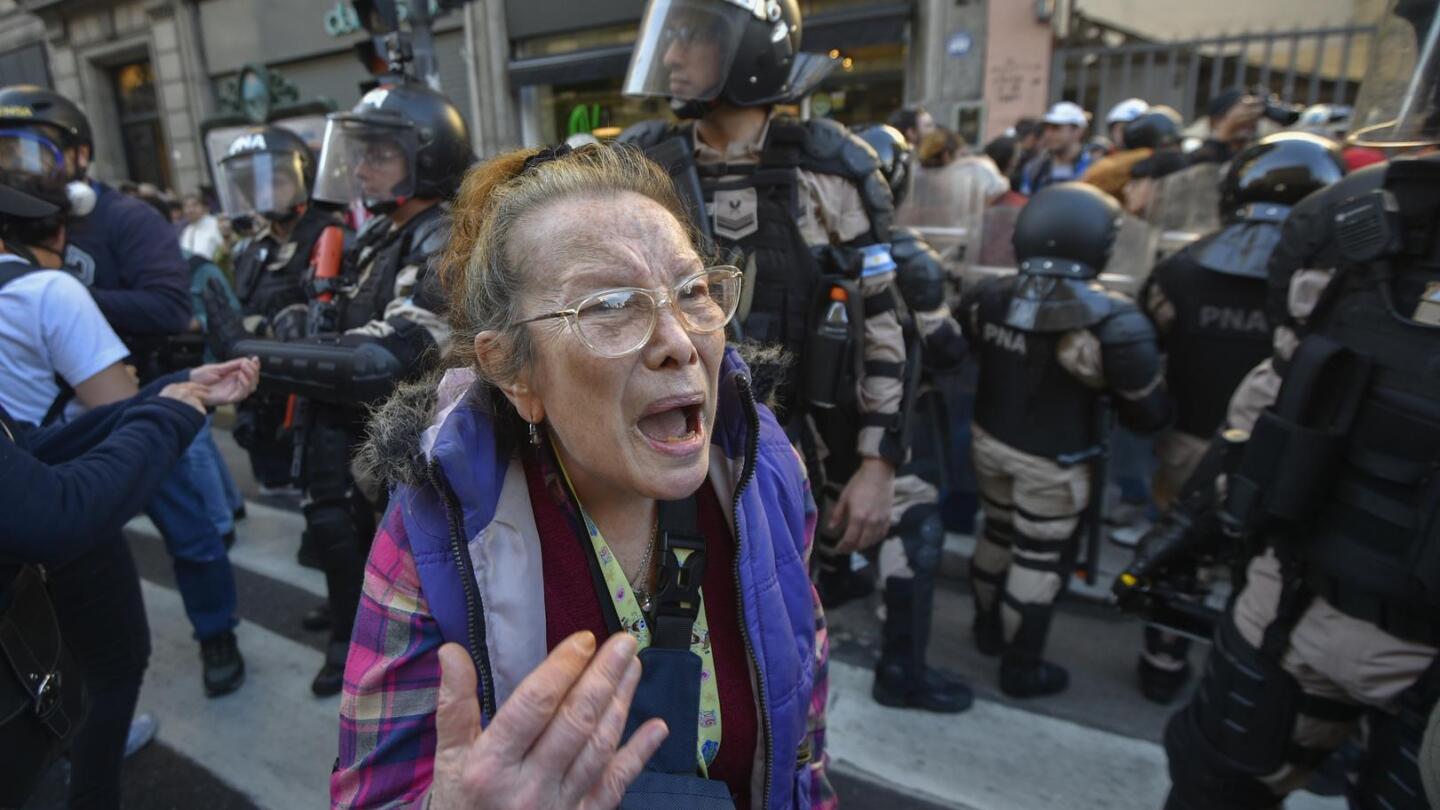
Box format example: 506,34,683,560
1050,25,1376,125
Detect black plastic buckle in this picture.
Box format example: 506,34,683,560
649,500,707,650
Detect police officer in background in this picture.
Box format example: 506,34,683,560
961,183,1170,697
217,125,347,499
1130,132,1346,704
209,81,473,695
618,0,971,711
856,122,973,711
1119,1,1440,805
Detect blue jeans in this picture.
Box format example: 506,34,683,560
145,422,239,641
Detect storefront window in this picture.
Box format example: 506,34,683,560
534,77,670,143
111,60,171,188
809,42,905,128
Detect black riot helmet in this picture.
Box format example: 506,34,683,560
1219,132,1345,221
313,81,474,213
854,124,913,206
0,84,93,180
216,126,315,222
1121,107,1182,151
1350,0,1440,146
1013,182,1123,279
622,0,836,118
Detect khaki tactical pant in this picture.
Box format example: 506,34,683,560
1231,551,1436,794
1151,429,1209,512
969,424,1090,642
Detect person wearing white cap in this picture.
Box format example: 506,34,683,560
1105,97,1150,149
1018,101,1093,195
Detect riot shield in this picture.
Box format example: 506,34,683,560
895,158,997,269
1100,213,1161,298
958,204,1022,292
1143,161,1223,246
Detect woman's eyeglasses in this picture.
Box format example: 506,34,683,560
517,266,743,358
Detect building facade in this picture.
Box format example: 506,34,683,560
0,0,1373,192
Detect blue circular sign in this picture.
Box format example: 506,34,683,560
947,31,973,59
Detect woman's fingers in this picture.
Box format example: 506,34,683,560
580,718,668,810
526,633,639,773
434,643,481,753
479,631,597,764
559,654,642,798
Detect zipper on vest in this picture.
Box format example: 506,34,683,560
729,372,774,809
425,459,497,718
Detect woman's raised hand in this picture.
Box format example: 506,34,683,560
427,632,668,810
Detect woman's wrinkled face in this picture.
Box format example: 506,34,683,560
503,192,724,502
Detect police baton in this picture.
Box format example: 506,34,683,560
1076,396,1114,586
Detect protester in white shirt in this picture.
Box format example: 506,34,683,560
179,192,223,260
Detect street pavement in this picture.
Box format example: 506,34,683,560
27,428,1348,810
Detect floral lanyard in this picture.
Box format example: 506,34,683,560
556,459,723,775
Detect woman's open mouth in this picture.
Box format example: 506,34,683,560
637,397,706,456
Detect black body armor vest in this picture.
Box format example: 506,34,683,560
233,207,336,322
1303,261,1440,638
338,205,445,333
1286,158,1440,642
1154,241,1273,437
971,276,1101,459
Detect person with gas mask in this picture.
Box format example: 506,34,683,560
960,182,1170,698
0,85,248,700
617,0,959,712
217,126,348,500
207,80,474,696
1126,133,1346,705
1116,2,1440,806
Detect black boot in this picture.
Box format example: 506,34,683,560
1138,656,1191,705
872,578,974,713
200,631,246,697
312,639,349,697
971,605,1004,657
998,599,1068,698
301,602,332,632
1138,627,1193,704
815,554,873,609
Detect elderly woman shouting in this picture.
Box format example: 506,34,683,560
331,143,834,810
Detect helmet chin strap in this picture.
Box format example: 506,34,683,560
670,97,724,121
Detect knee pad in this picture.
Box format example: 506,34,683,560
898,505,945,577
1353,704,1432,810
303,500,354,551
1191,617,1302,777
1163,705,1280,810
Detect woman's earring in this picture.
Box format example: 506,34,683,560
528,420,542,447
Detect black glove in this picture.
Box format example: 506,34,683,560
203,278,248,360
1112,511,1200,609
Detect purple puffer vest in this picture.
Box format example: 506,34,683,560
394,348,817,810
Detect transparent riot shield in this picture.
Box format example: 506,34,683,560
896,158,997,269
1143,161,1223,244
957,204,1021,292
1101,213,1161,298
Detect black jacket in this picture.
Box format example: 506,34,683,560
0,371,203,568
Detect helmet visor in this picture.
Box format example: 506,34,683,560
0,129,65,180
1350,0,1440,146
312,116,417,207
622,0,748,102
216,151,309,218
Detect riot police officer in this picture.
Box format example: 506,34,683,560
961,182,1170,697
1119,2,1440,805
210,80,473,695
855,124,914,208
217,125,347,497
1131,132,1346,704
618,0,971,712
